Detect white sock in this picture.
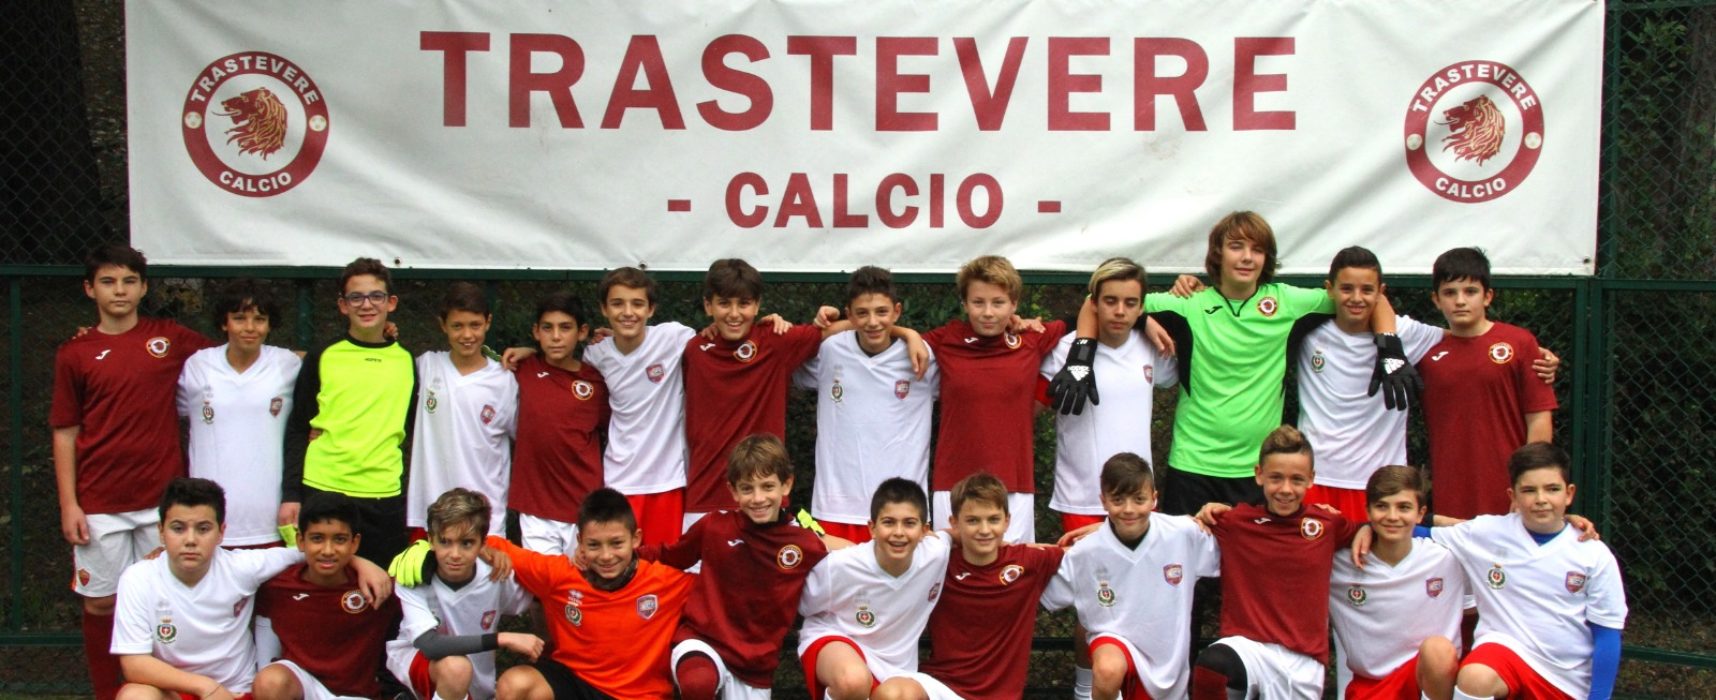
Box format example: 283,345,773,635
1452,688,1494,700
1073,666,1093,700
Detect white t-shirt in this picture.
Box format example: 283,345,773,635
388,560,534,700
795,332,939,525
1329,537,1469,680
1296,316,1442,489
1042,513,1218,700
583,322,696,494
408,352,518,535
1432,514,1628,698
798,531,951,681
176,345,301,546
1040,332,1178,515
112,548,303,693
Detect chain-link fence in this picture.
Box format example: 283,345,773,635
4,0,1716,697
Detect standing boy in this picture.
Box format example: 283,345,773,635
1043,453,1220,700
797,266,939,543
797,478,952,700
54,243,215,699
408,283,518,537
177,278,300,548
582,267,696,546
285,257,417,563
1418,248,1558,519
512,291,609,552
252,493,403,700
488,488,694,699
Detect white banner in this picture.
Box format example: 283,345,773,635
127,0,1604,275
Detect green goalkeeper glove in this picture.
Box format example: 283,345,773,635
388,539,432,587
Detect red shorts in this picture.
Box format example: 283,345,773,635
1089,637,1153,700
1060,513,1106,534
819,521,872,544
1347,655,1419,700
1461,643,1574,700
407,650,434,699
627,489,685,546
1306,484,1369,524
406,527,429,544
801,636,878,700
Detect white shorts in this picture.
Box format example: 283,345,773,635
267,659,367,700
671,638,770,700
518,514,579,556
73,508,160,597
932,491,1035,543
1213,636,1324,700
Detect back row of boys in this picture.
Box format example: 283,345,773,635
56,210,1569,697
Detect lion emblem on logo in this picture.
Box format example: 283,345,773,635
217,87,288,159
1439,95,1505,166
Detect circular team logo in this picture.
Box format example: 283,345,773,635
1404,61,1544,203
571,380,594,400
734,340,758,363
1488,342,1515,364
1346,584,1368,607
156,620,177,644
201,402,215,424
1487,564,1507,590
1003,332,1022,350
855,605,877,628
146,337,171,358
269,396,284,417
776,544,804,570
1257,297,1278,318
182,52,329,197
565,603,583,627
1000,564,1024,585
1300,518,1325,541
1096,580,1117,608
341,590,367,613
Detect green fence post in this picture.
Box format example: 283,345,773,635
6,276,21,632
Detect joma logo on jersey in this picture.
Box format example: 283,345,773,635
181,52,330,197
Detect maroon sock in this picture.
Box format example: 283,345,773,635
675,653,720,700
83,610,121,700
1191,666,1229,700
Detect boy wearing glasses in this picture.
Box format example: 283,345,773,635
284,257,418,564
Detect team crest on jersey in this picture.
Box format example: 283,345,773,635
571,380,595,400
1346,584,1368,607
1488,342,1515,364
1000,564,1024,585
201,401,215,424
1096,580,1117,608
855,604,877,628
1144,364,1154,384
831,379,844,403
1427,577,1445,598
425,390,439,413
647,363,666,383
1257,297,1279,317
76,568,91,587
565,603,583,627
480,404,496,425
341,590,367,613
776,544,804,570
269,396,284,417
1311,350,1326,373
146,336,171,358
1487,564,1507,589
233,597,247,618
1003,332,1022,350
637,594,659,620
156,619,177,644
481,610,497,629
734,340,758,363
1300,518,1325,541
927,582,942,602
1164,564,1184,586
895,380,910,400
1565,571,1587,593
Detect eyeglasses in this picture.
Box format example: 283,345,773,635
341,291,391,306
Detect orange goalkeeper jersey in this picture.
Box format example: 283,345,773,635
489,536,692,699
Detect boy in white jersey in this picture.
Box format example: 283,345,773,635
388,489,540,700
582,266,698,546
797,478,952,700
1428,443,1626,700
112,478,390,700
796,266,939,543
1044,452,1219,700
177,279,301,547
1329,466,1464,700
407,283,518,537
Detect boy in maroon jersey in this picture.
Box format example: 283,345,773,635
1192,425,1363,700
1417,248,1558,519
53,243,215,700
634,434,835,699
511,291,609,553
920,472,1065,698
253,493,403,700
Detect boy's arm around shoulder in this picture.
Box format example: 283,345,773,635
113,568,236,699
484,535,568,594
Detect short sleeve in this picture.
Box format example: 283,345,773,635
798,557,832,617
1039,553,1076,611
659,322,698,346
1584,547,1629,629
111,565,157,654
174,322,216,354
1397,316,1445,364
1036,320,1069,358
1280,283,1336,317
233,548,305,589
1041,335,1072,381
1151,341,1180,389
650,514,706,571
175,358,198,418
488,536,569,594
1514,331,1560,413
498,370,520,440
396,586,440,641
1188,520,1221,578
782,324,823,368
501,576,536,615
794,353,821,390
49,345,84,429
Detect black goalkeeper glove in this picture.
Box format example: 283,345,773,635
1050,338,1101,415
1368,332,1423,411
